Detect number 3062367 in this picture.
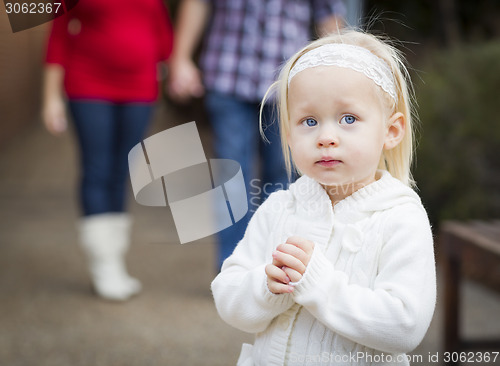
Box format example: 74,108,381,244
443,352,499,363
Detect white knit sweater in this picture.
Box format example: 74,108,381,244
211,171,436,366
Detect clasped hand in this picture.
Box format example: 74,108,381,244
265,236,314,294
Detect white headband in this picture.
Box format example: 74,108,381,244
288,43,397,101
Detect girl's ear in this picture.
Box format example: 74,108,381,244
384,112,405,150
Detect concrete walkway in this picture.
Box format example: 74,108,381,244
0,105,499,366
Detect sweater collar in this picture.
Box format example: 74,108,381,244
289,170,421,220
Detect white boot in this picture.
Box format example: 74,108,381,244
78,213,142,301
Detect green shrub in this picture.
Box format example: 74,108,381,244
413,42,500,226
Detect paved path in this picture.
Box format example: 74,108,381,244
0,106,499,366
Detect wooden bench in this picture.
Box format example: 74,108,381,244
440,220,500,365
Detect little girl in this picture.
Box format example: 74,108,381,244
211,29,436,366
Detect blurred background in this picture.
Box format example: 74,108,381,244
1,0,499,365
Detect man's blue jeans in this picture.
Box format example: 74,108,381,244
205,92,290,269
69,100,153,216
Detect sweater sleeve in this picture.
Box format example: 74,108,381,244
292,203,436,354
211,192,296,334
45,14,70,67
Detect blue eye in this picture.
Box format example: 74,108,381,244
302,118,318,127
340,115,356,125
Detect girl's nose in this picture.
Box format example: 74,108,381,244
317,126,338,147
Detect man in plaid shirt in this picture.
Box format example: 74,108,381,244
168,0,345,270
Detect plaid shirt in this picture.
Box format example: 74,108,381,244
200,0,346,102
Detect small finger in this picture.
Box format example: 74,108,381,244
265,264,290,284
272,250,306,275
282,266,302,283
277,243,308,265
286,236,315,252
267,279,295,295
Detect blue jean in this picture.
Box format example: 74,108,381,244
69,100,153,216
204,92,290,269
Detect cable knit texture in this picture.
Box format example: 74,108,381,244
211,171,436,366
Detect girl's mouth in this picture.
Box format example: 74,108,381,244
316,159,342,167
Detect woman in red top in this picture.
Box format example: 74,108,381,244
42,0,173,301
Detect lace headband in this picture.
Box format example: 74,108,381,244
288,43,397,101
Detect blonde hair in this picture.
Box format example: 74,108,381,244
260,29,417,187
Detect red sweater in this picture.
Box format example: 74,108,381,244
46,0,173,103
